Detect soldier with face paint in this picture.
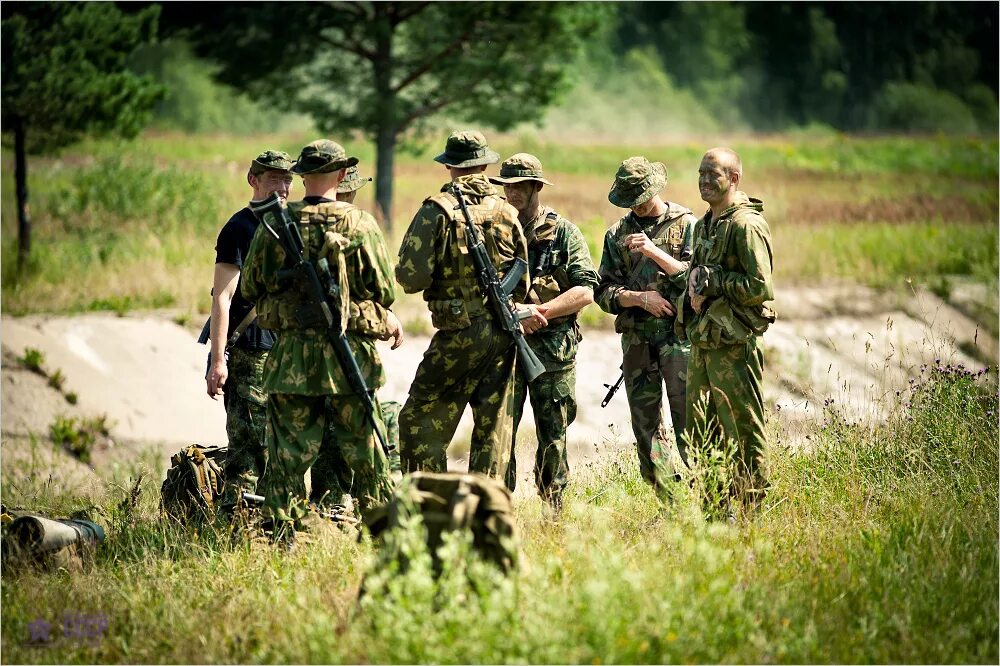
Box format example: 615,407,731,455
679,147,775,510
595,157,697,496
490,153,599,511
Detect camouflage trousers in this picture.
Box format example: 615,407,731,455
258,392,393,528
686,337,768,499
220,347,269,511
310,399,402,505
622,333,689,489
504,365,575,504
399,317,515,479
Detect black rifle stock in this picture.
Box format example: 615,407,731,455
249,193,390,457
602,365,625,407
450,185,546,383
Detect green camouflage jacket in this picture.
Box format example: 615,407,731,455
595,201,696,347
395,174,529,331
521,205,599,367
242,199,396,395
678,192,775,349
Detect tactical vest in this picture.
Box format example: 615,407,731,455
525,208,577,331
615,208,692,336
256,202,390,339
421,192,507,331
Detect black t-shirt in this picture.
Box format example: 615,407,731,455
215,206,276,351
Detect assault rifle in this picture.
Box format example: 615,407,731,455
602,365,625,408
249,193,389,457
451,184,546,383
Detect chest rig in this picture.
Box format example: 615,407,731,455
525,208,571,308
422,191,506,330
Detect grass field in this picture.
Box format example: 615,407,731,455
1,360,996,663
2,132,997,325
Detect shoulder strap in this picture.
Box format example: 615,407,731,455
226,306,257,349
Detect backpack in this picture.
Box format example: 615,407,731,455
363,471,519,575
160,445,226,520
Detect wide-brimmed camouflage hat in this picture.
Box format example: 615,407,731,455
249,150,293,176
433,130,500,168
489,153,553,186
337,165,372,193
608,156,668,208
291,139,359,175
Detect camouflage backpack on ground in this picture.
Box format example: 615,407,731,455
363,471,519,575
160,445,226,520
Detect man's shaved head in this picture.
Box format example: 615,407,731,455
704,147,743,178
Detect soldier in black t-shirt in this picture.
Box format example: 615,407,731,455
207,150,293,514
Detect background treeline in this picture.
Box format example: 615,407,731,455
133,1,998,138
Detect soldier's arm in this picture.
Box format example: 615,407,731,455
394,204,439,294
657,214,697,293
704,217,774,306
206,262,239,399
537,223,596,319
595,227,628,315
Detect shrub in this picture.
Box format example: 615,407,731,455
871,82,979,134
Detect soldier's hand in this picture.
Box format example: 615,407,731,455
624,232,659,258
519,305,548,334
206,361,227,400
387,310,404,350
640,290,676,318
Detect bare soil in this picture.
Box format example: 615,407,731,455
2,285,993,496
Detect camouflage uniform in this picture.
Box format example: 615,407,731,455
595,157,697,490
396,131,529,478
489,154,599,504
242,140,395,529
216,150,291,512
677,191,775,499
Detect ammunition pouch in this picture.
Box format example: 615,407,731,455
348,299,392,340
426,297,488,331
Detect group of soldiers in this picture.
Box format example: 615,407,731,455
205,129,774,541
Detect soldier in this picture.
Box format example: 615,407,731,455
395,130,529,477
595,157,697,495
242,139,401,538
681,147,774,507
336,165,372,205
488,153,599,509
206,149,292,514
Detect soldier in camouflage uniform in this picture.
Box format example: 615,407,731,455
595,157,698,493
242,139,401,534
396,131,529,478
488,154,599,508
336,164,372,205
678,147,775,505
207,150,293,514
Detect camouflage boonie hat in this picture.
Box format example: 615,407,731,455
433,130,500,168
249,150,293,176
291,139,359,175
608,156,667,208
489,153,553,186
337,165,372,193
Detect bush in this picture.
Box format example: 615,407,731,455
871,82,979,134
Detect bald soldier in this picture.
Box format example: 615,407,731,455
395,130,529,478
596,157,697,495
490,153,599,510
679,147,775,509
242,139,401,540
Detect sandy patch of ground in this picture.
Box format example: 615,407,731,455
1,285,993,494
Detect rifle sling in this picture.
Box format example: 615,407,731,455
624,213,675,289
226,306,257,349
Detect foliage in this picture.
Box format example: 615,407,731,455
18,347,45,374
49,415,111,465
872,82,979,134
1,2,165,153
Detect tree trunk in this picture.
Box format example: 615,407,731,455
14,118,31,273
372,4,397,231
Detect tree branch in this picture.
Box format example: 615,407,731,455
392,30,475,93
390,1,432,26
398,97,453,132
318,33,375,61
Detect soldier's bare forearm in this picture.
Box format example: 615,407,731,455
539,286,593,319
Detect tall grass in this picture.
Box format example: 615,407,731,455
2,361,996,663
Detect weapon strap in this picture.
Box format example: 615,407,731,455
226,306,257,349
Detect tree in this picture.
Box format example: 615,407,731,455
159,1,608,229
1,2,164,273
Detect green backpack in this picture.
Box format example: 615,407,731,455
364,471,519,575
160,445,226,521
